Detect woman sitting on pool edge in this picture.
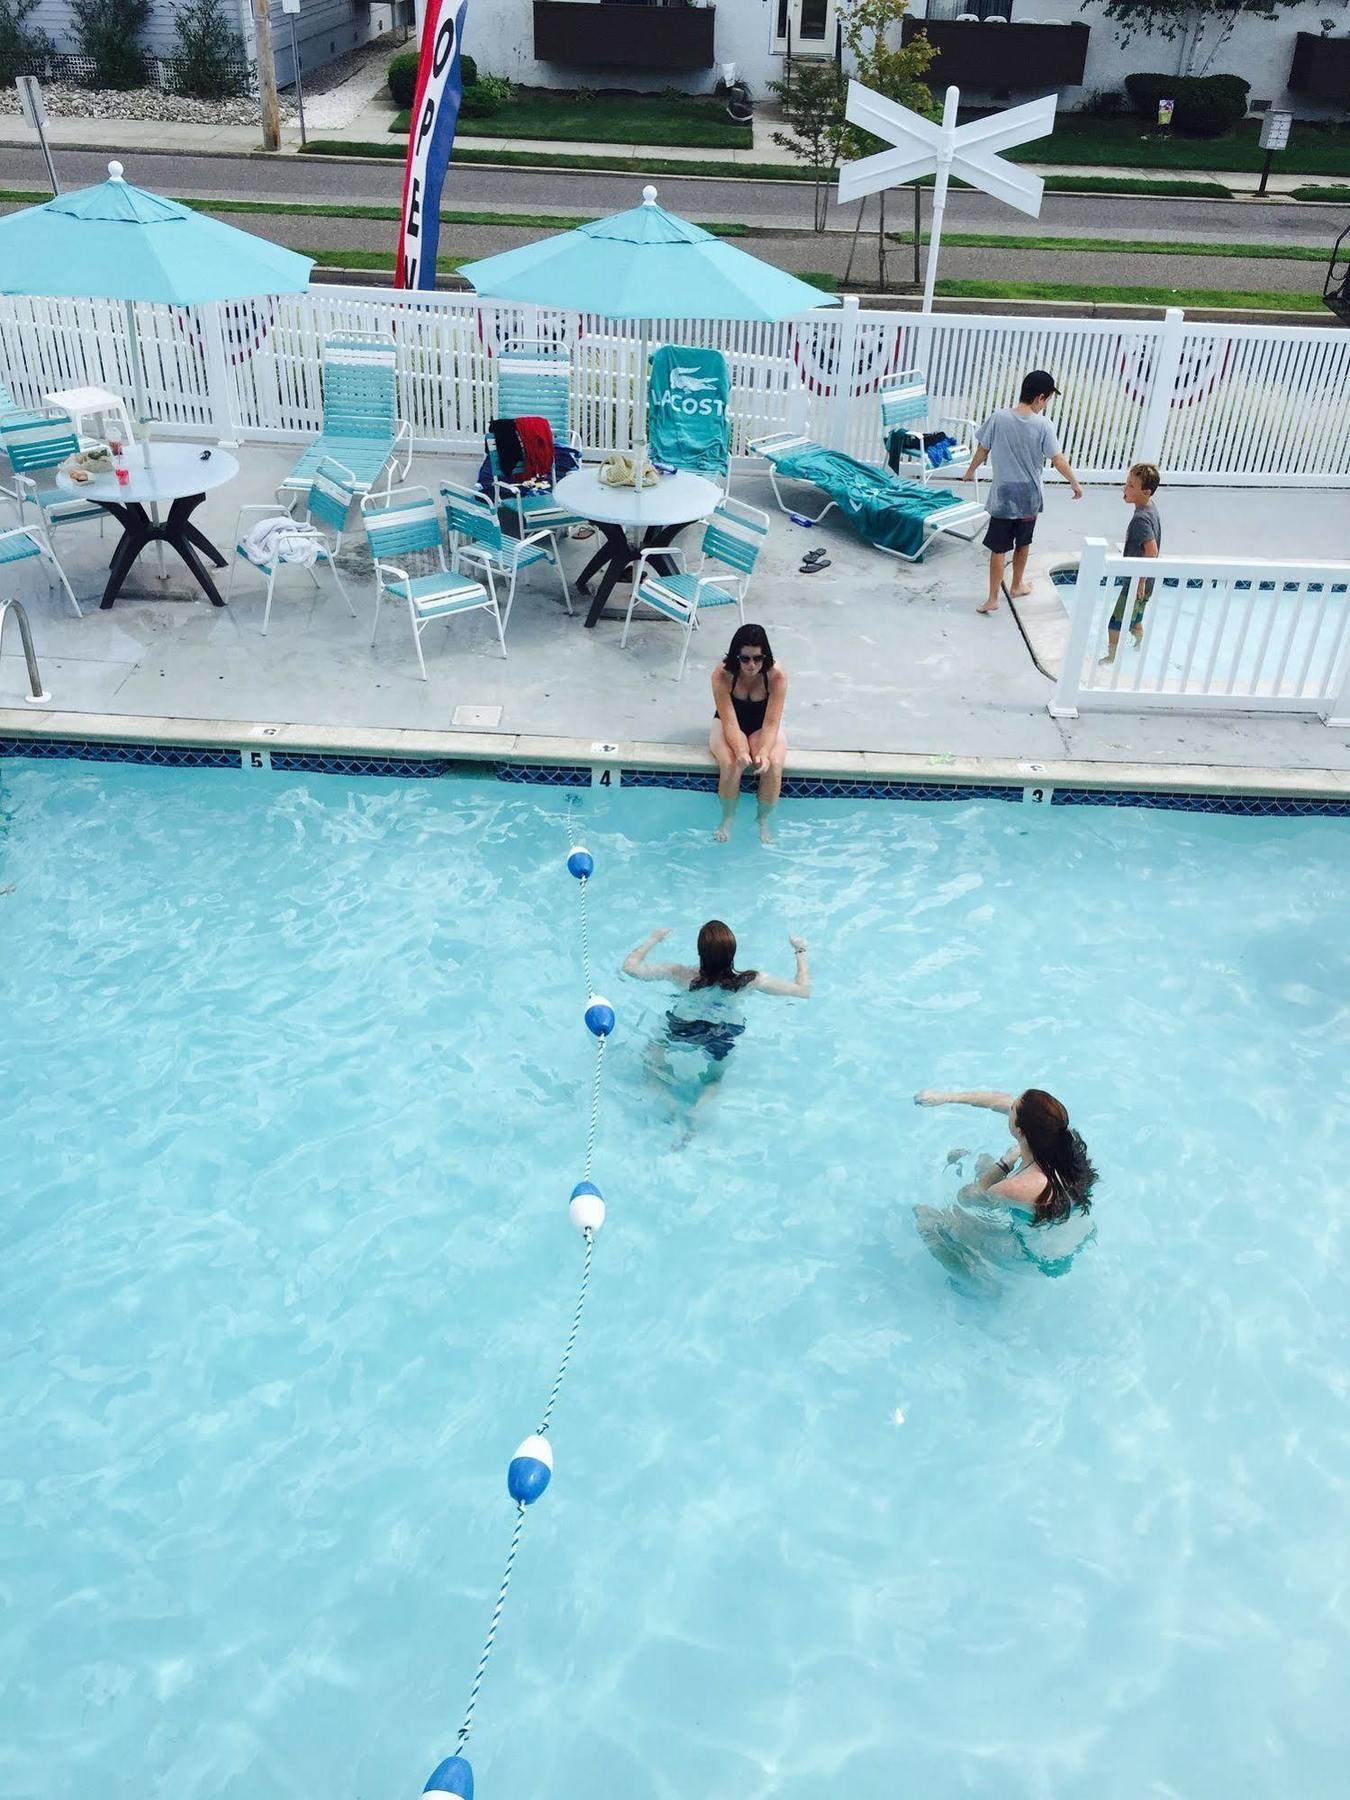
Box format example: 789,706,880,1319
911,1087,1097,1284
711,623,788,844
622,920,810,1122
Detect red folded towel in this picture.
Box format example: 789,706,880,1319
515,415,555,484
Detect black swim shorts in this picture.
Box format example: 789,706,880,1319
983,516,1037,555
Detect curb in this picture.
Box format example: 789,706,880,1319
3,131,1346,204
2,707,1347,802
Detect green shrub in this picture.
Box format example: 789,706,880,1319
459,73,512,118
1178,93,1240,139
0,0,55,85
1124,71,1249,138
388,46,477,108
70,0,151,88
170,0,246,99
388,48,418,107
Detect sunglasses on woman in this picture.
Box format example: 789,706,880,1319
738,651,764,665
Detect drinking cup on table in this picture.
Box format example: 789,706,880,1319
107,434,124,459
114,461,130,488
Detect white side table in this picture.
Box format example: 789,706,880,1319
44,385,136,447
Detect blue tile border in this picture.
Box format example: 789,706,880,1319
0,736,1345,814
493,762,591,787
270,751,447,779
0,736,237,768
620,768,1026,803
1049,786,1349,817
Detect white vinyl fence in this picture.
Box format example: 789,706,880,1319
1050,537,1350,723
1,290,1349,487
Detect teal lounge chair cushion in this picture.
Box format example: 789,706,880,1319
770,444,963,560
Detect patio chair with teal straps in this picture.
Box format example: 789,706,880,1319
621,495,769,679
363,486,503,679
879,368,979,485
278,335,411,509
488,340,585,538
0,407,106,570
440,477,571,625
228,457,359,635
0,521,84,617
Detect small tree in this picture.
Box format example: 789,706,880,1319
171,0,247,99
840,0,937,289
0,0,55,86
1102,0,1300,76
70,0,151,89
769,58,850,233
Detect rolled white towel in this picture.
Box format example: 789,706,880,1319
243,516,322,568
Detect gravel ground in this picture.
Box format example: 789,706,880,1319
0,83,295,125
0,36,404,126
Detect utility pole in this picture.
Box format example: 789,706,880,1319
254,0,282,152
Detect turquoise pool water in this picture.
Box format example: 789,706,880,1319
3,764,1347,1800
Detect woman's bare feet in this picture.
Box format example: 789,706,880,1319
714,821,731,842
976,600,999,614
1010,582,1034,598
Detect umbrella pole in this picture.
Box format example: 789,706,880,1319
635,325,649,504
125,298,167,579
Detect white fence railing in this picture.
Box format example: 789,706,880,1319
1049,538,1350,722
2,291,1349,486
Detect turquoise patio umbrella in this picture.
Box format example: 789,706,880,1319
460,183,835,466
0,160,312,449
459,183,835,322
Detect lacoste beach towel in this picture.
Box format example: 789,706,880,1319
647,344,731,478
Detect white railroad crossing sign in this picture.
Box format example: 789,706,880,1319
838,83,1057,312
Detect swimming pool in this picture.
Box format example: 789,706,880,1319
3,762,1347,1800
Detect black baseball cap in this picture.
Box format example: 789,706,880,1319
1020,370,1060,402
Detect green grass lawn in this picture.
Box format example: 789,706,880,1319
1290,184,1350,203
388,94,751,150
1008,116,1350,176
934,277,1321,312
932,230,1328,265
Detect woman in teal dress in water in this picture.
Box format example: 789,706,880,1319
912,1087,1097,1287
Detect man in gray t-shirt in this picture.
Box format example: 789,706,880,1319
962,370,1083,614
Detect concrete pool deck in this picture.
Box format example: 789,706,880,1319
2,448,1347,796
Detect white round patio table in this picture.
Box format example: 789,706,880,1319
57,441,240,610
555,466,722,628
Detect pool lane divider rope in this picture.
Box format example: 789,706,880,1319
422,826,612,1800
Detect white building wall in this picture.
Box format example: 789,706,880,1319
462,0,776,95
907,0,1347,120
462,0,1348,119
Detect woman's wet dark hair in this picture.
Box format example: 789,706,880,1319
722,623,774,680
690,919,758,993
1014,1089,1096,1224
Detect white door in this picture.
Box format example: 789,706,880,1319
772,0,838,57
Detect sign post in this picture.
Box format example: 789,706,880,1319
279,0,306,147
838,82,1056,312
14,76,59,197
1257,110,1292,197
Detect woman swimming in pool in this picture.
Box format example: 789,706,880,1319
622,920,810,1128
710,623,788,844
911,1087,1097,1286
